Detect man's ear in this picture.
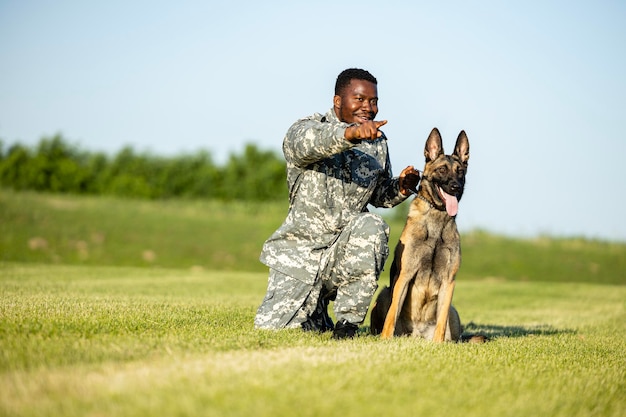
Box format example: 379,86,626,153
333,95,341,110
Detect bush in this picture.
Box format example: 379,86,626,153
0,135,287,201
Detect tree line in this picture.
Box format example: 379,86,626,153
0,134,288,201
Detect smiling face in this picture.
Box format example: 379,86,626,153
333,79,379,124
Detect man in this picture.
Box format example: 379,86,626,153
255,68,420,339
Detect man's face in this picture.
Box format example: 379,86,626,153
334,79,379,124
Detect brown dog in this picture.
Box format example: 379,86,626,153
370,128,469,341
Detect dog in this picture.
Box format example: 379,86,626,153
370,127,469,342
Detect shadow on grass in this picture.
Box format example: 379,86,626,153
462,322,576,339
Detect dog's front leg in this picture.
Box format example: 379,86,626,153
433,221,461,342
433,279,455,342
380,272,413,339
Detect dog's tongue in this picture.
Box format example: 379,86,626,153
439,187,459,216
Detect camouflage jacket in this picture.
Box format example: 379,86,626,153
259,108,408,284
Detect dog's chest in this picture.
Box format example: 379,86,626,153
403,209,460,285
406,206,457,242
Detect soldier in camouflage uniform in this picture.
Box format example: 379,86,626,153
255,68,420,339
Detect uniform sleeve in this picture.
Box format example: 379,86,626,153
283,115,356,168
368,138,409,208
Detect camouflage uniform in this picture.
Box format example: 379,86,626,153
255,108,408,329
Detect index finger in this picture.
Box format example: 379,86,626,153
375,120,388,128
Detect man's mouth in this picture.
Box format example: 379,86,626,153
354,113,373,123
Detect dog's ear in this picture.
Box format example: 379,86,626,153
424,128,444,162
453,130,470,167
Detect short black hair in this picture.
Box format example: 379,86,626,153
334,68,377,96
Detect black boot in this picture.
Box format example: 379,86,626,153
301,288,335,333
332,319,358,340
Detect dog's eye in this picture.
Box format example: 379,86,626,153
437,166,448,175
456,167,465,176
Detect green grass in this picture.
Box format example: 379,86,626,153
1,190,625,284
1,191,625,416
0,190,286,271
1,263,624,417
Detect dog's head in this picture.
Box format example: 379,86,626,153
420,128,470,216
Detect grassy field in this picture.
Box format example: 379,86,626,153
1,190,625,416
1,190,625,284
1,263,624,417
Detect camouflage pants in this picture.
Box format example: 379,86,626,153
254,212,389,329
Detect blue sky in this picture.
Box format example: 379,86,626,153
1,1,625,241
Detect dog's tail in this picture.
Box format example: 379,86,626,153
460,334,489,343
